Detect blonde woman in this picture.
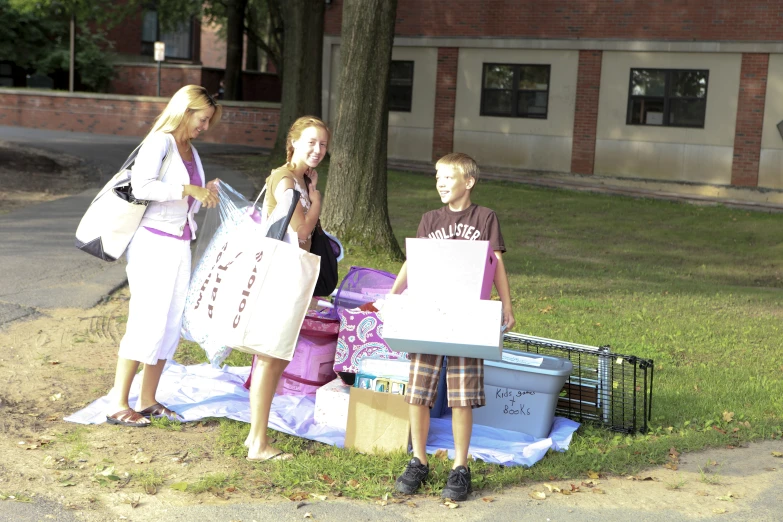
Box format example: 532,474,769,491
106,85,222,427
245,115,330,461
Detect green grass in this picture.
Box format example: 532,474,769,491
131,469,165,494
179,161,783,498
186,472,241,494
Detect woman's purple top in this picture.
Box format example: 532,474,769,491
144,158,200,240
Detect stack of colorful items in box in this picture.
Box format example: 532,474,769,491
265,253,574,452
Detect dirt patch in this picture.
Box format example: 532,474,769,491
0,141,96,214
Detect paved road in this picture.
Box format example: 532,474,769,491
0,125,259,328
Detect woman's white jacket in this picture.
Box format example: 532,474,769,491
131,132,206,238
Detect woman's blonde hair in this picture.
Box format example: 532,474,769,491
285,115,331,168
144,85,222,143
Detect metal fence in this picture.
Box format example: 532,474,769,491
503,333,654,434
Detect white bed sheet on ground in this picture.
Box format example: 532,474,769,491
65,361,579,467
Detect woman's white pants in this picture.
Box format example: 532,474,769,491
118,227,192,366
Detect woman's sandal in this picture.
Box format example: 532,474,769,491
106,408,150,427
246,451,294,462
138,403,182,421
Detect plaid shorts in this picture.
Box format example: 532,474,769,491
405,353,485,409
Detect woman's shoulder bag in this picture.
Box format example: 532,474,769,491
74,139,173,262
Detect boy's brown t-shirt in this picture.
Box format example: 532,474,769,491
416,204,506,253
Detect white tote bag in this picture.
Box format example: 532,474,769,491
74,140,173,262
184,220,320,361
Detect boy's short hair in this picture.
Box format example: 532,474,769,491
436,152,480,183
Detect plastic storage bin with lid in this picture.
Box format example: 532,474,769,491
472,350,573,438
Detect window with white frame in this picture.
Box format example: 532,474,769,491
480,63,550,118
627,68,709,127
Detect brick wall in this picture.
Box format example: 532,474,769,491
0,91,280,148
201,20,227,68
571,50,602,175
432,48,458,161
110,65,203,98
731,53,769,187
325,0,783,41
105,10,143,55
110,65,281,103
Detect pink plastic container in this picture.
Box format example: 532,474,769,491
276,330,340,395
244,310,340,395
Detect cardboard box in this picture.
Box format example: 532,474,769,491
472,350,573,438
344,387,410,454
313,378,352,430
382,294,504,360
406,238,497,300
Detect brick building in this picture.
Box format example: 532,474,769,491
102,6,279,102
322,0,783,189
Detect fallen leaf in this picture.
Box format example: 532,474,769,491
406,501,417,507
310,493,327,501
49,360,60,365
49,393,63,402
169,482,188,492
346,480,360,489
771,451,783,458
722,411,734,423
712,426,727,434
133,452,151,464
122,496,140,508
763,467,777,472
587,471,600,479
433,449,449,460
570,484,581,492
543,484,561,493
46,415,59,422
560,489,572,495
713,508,727,514
592,488,605,494
442,500,459,509
304,513,313,519
529,491,546,500
289,492,309,501
481,497,494,502
539,305,553,314
318,474,335,485
664,463,678,471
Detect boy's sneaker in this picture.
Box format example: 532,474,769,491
441,466,472,501
394,457,429,494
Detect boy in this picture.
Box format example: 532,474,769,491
390,153,515,501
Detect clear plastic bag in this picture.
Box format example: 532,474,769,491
182,181,299,366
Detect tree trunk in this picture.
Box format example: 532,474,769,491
224,0,247,100
244,4,259,71
321,0,402,259
270,0,325,160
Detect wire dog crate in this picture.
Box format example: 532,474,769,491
503,333,654,434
